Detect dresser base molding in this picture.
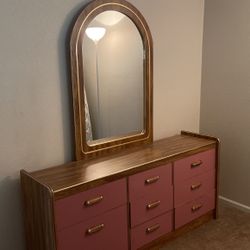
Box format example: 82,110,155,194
140,210,214,250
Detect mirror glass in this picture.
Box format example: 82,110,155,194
82,10,144,143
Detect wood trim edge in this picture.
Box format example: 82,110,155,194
20,170,57,250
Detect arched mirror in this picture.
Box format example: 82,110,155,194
70,0,153,160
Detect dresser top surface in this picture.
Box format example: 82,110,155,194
24,133,217,198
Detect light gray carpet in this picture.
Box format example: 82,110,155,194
160,203,250,250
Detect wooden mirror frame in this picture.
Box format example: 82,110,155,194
70,0,153,160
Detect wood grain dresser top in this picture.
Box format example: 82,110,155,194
23,133,217,199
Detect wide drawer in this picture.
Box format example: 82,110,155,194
129,164,172,201
54,178,127,231
175,189,215,229
174,149,215,184
130,185,173,227
131,211,173,250
56,205,128,250
174,170,215,207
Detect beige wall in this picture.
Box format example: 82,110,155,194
201,0,250,207
0,0,204,249
136,0,204,139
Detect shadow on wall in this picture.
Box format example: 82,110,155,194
0,177,26,250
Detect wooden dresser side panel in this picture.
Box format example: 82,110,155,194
20,170,56,250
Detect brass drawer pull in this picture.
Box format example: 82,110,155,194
191,160,203,168
86,223,105,235
145,176,160,185
146,224,160,234
191,204,203,212
147,200,161,209
191,183,202,190
84,195,103,207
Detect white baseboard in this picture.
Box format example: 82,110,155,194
219,196,250,213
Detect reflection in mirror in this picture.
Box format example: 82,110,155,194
82,11,144,143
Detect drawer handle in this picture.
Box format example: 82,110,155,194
147,200,161,209
145,176,160,185
84,195,103,207
146,224,160,234
191,204,203,212
191,183,202,190
191,160,203,168
86,223,105,235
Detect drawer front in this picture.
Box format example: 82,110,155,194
131,211,173,250
174,170,215,207
57,205,128,250
129,164,172,201
174,149,215,184
130,186,173,227
54,179,127,231
175,190,215,229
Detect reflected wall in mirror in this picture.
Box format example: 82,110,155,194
83,11,144,142
70,0,153,160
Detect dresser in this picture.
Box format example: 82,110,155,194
20,131,219,250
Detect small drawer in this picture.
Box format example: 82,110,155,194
131,211,173,250
174,149,215,184
175,189,215,229
174,170,215,207
129,164,172,201
56,205,128,250
54,178,126,231
130,186,173,227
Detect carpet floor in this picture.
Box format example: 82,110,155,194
159,203,250,250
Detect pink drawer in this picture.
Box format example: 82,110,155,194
130,186,173,227
131,211,173,250
54,179,126,231
175,189,215,229
174,149,215,184
174,170,215,207
57,205,128,250
129,164,172,201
